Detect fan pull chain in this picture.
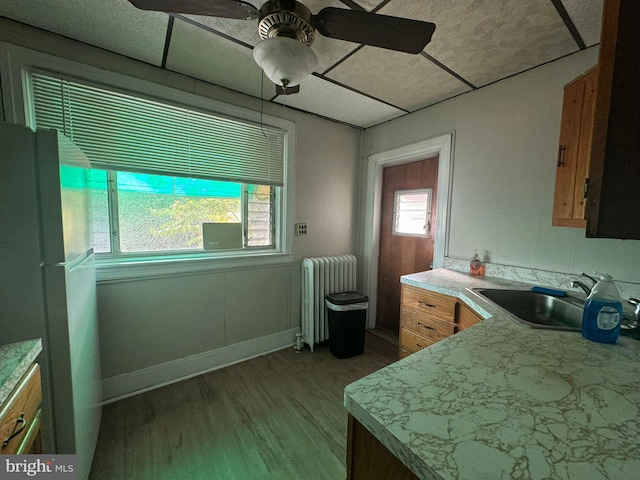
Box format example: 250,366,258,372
259,70,267,138
282,87,287,127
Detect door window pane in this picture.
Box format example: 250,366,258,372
393,189,432,238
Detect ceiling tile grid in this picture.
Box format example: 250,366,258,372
560,0,604,47
0,0,604,128
273,74,406,127
380,0,580,88
0,0,168,66
166,17,265,98
327,46,472,112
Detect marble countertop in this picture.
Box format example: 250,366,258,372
0,339,42,406
344,269,640,480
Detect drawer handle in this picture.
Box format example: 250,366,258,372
2,414,26,447
417,301,436,308
557,145,566,167
417,322,435,330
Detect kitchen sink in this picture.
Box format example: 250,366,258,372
470,288,584,331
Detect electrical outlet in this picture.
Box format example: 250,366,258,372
295,223,308,236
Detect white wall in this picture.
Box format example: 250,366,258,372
362,47,640,286
0,18,363,398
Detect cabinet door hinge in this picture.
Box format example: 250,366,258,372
583,178,589,198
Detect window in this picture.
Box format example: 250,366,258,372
29,71,285,257
87,170,273,254
393,189,433,238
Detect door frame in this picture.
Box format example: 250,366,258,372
362,133,454,329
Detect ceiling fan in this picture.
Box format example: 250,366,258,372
129,0,436,92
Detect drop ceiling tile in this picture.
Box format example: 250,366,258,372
350,0,382,11
0,0,168,66
311,35,363,74
181,13,260,47
273,75,405,128
326,47,471,112
166,17,263,98
380,0,579,87
561,0,604,47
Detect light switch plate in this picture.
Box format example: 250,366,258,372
295,223,308,236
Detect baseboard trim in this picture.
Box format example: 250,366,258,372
101,328,299,403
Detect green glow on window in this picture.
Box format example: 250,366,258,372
117,172,241,197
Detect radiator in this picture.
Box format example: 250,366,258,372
301,255,357,351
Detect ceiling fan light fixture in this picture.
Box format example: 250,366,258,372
253,36,318,88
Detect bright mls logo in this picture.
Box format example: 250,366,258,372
1,455,77,479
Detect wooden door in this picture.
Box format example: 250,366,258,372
376,158,438,335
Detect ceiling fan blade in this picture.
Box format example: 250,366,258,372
128,0,259,19
314,8,435,54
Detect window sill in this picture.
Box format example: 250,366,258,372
95,251,294,284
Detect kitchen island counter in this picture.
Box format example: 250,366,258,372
345,269,640,479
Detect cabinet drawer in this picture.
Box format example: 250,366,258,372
401,308,457,342
399,328,436,353
402,286,457,322
0,364,42,454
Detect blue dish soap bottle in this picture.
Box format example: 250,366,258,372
581,273,623,344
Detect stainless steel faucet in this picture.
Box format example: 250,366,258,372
624,298,640,330
569,274,640,333
571,272,597,296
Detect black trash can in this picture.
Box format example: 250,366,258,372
325,291,368,359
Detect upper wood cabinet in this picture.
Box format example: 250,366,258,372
586,0,640,239
552,67,597,228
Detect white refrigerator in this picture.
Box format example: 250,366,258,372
0,123,102,480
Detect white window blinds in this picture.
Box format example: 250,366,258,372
30,72,285,186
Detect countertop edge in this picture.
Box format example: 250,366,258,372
0,339,43,406
344,269,523,479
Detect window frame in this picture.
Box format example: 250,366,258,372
392,188,433,238
97,171,275,257
0,42,295,281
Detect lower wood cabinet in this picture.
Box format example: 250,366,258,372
399,285,482,359
0,364,43,454
346,414,418,480
458,302,484,331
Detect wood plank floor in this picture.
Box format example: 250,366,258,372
89,333,397,480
